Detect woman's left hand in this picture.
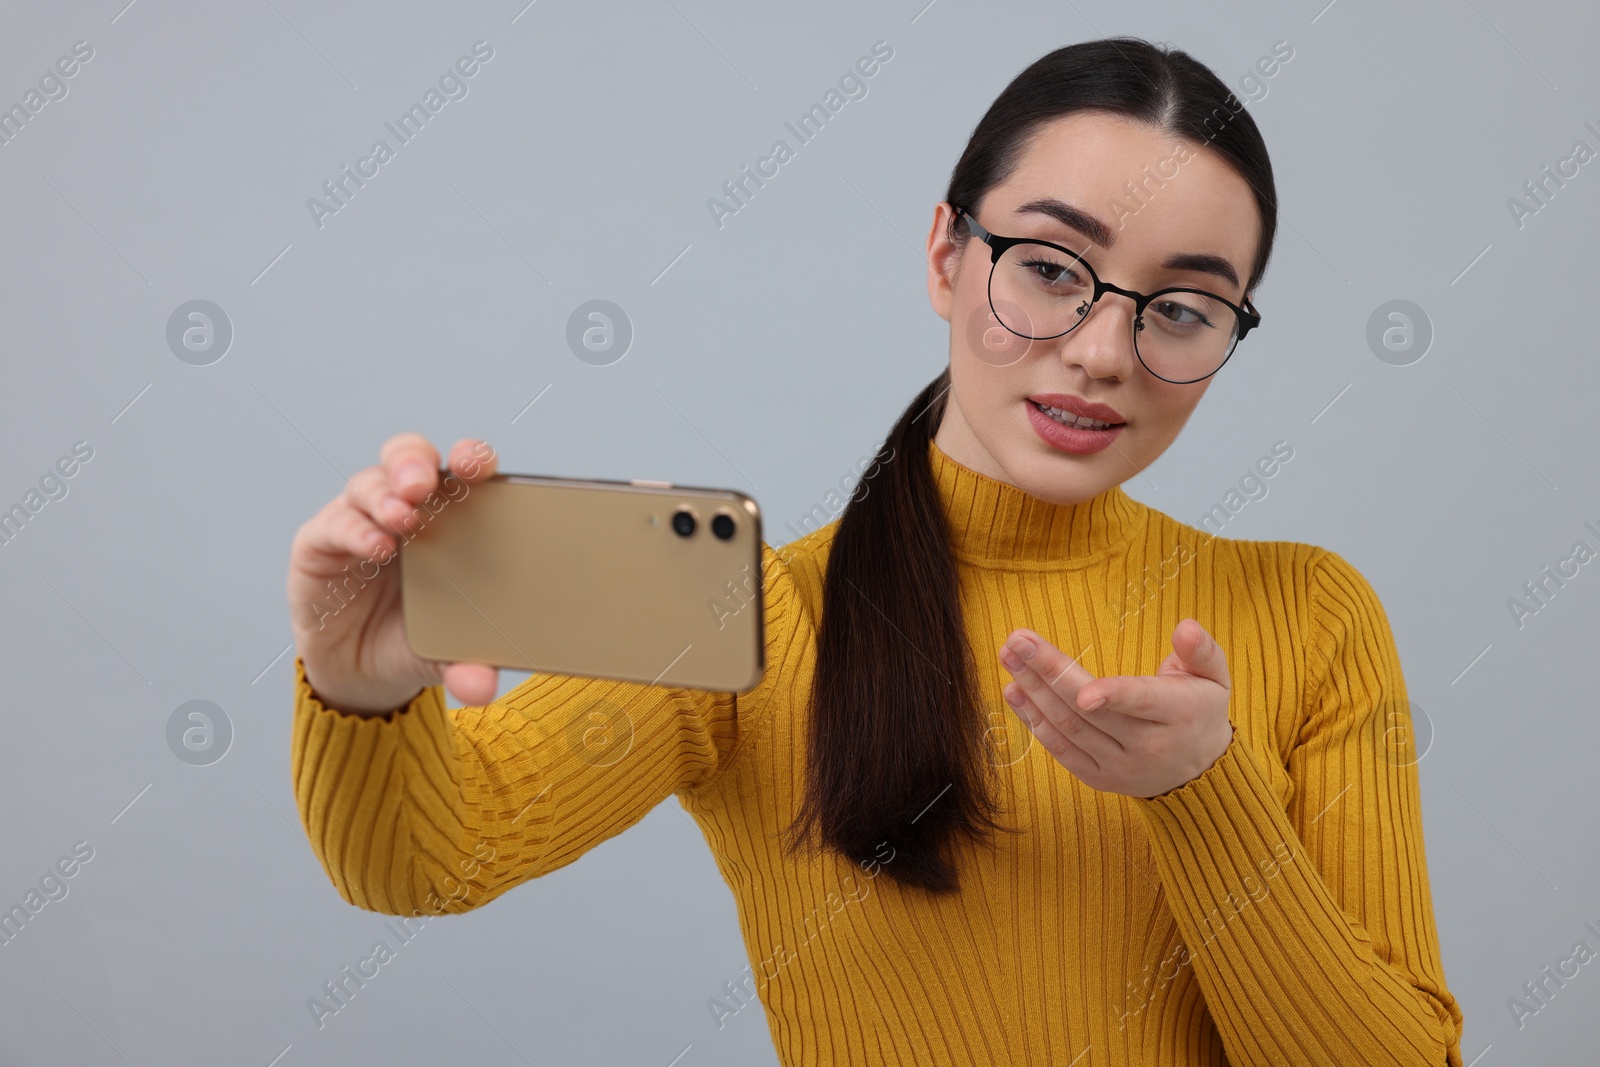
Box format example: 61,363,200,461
997,618,1235,799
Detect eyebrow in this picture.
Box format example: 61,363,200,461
1013,197,1242,291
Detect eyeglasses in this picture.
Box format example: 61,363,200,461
954,205,1261,384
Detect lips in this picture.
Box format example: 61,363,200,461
1024,399,1126,454
1026,393,1125,425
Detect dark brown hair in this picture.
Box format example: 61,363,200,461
779,37,1281,894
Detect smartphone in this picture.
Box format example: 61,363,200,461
399,469,765,693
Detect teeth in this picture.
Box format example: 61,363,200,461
1035,401,1114,430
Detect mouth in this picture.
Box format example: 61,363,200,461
1030,400,1118,431
1026,394,1126,430
1023,393,1127,456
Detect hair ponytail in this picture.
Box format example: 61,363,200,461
782,368,1016,894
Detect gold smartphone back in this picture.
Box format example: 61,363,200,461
400,471,764,693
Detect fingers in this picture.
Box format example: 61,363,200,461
296,433,501,587
379,432,442,499
998,630,1123,761
1000,629,1097,711
1002,674,1119,762
327,433,496,599
1004,677,1100,774
291,493,391,583
322,499,390,561
377,434,499,499
337,435,498,544
1075,676,1174,728
339,466,409,541
446,438,499,483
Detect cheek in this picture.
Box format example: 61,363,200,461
1133,383,1206,447
1145,380,1195,415
945,349,1024,448
965,308,1040,368
960,282,1043,371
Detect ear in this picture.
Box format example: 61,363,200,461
926,202,966,324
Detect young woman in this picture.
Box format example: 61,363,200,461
286,36,1463,1067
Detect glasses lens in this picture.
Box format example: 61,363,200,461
1134,289,1241,383
989,241,1094,339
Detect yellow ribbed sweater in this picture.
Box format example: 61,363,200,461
290,437,1464,1066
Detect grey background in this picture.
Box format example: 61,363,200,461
0,0,1594,1063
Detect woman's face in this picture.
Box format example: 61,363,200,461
927,109,1261,505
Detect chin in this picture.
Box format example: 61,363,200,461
1011,450,1103,499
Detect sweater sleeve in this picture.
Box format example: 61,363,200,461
1129,548,1464,1067
290,540,795,919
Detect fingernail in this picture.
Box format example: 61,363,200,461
394,462,430,490
1082,694,1107,713
999,647,1024,672
1008,635,1036,660
1004,687,1024,708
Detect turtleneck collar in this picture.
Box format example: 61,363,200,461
927,436,1147,566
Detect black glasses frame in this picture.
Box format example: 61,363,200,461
955,205,1262,384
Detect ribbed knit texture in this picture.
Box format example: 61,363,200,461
290,437,1464,1066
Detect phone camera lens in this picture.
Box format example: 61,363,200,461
711,513,736,541
671,509,696,538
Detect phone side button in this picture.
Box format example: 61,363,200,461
629,478,673,488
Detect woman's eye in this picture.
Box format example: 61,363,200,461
1023,259,1079,285
1154,299,1212,327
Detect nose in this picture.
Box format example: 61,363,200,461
1058,291,1137,382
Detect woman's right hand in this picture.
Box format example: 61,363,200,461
287,432,502,716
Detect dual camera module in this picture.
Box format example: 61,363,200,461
671,507,738,542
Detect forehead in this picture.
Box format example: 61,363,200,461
992,110,1259,281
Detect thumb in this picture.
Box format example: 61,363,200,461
1171,619,1229,686
442,661,501,706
